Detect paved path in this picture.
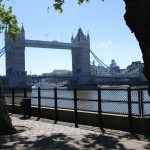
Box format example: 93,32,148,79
0,115,150,150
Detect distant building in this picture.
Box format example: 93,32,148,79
127,61,143,70
126,61,146,80
109,59,120,72
91,59,120,76
51,70,72,75
126,61,143,74
91,65,109,76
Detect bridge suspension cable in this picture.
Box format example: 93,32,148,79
0,47,6,57
90,50,108,68
0,45,11,57
90,49,123,75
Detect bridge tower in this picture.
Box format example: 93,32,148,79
71,28,95,86
5,25,27,87
71,28,90,75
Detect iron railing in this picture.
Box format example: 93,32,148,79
4,87,150,129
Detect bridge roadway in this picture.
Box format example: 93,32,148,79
25,40,82,49
96,75,140,79
30,74,141,80
30,74,77,81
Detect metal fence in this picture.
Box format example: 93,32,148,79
4,87,150,119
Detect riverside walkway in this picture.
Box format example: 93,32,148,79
0,114,150,150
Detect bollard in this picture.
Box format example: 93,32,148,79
20,98,31,119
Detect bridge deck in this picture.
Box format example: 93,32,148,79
25,40,81,49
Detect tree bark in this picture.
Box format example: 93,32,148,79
0,79,17,135
124,0,150,94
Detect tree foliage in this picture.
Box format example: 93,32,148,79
52,0,104,13
52,0,90,13
0,1,19,39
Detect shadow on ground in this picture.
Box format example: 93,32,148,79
0,130,150,150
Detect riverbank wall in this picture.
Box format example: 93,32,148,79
7,104,150,134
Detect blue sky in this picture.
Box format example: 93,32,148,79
0,0,142,75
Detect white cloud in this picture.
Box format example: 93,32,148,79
99,42,107,46
108,40,114,45
99,40,114,46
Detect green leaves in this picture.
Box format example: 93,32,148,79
0,4,19,39
53,0,91,13
78,0,90,5
53,0,64,13
52,0,104,13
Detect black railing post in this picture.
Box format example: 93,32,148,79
38,87,41,119
12,88,15,114
54,88,58,124
140,89,144,117
98,87,103,128
127,87,132,132
24,88,27,98
138,89,141,116
74,88,78,128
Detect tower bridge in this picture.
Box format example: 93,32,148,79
2,25,94,87
0,25,146,88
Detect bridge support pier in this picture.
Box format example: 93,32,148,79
6,75,27,88
67,75,96,89
77,75,96,85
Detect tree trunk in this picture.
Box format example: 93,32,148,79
0,79,17,134
124,0,150,94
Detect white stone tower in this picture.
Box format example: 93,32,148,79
71,28,95,86
5,24,26,76
71,28,90,76
5,25,27,87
